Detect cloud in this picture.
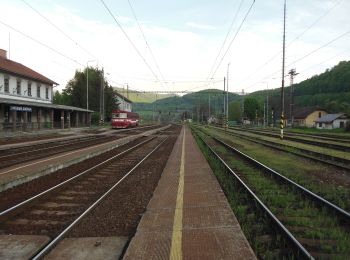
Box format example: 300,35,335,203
186,22,215,30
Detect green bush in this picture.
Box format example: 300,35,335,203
91,112,100,125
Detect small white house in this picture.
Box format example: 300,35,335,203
115,92,132,112
315,113,349,129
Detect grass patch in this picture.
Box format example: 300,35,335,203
193,126,350,257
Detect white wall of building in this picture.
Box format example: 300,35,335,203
116,95,132,112
333,119,348,128
316,119,349,129
0,72,53,103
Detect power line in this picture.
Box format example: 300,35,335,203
209,0,256,80
0,20,84,67
298,47,350,75
100,0,163,88
246,29,350,90
21,0,98,60
205,0,245,81
127,0,166,85
238,0,343,85
287,29,350,67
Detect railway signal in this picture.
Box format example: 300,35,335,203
280,113,285,139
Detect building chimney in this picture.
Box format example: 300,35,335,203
0,49,7,59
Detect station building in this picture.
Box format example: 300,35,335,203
0,49,92,132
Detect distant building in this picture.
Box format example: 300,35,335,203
115,92,132,112
0,48,92,132
315,113,349,129
293,107,327,128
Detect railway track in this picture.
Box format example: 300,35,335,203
210,125,350,171
230,125,350,142
0,132,169,258
0,125,162,170
192,126,350,259
229,126,350,152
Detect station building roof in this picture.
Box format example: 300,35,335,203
115,92,133,104
0,56,58,86
0,97,93,112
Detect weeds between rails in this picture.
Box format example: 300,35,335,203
201,126,350,212
191,127,302,259
191,126,350,259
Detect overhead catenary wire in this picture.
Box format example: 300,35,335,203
20,0,98,61
238,0,344,85
127,0,166,85
0,20,84,67
205,0,245,81
209,0,256,80
100,0,164,89
245,29,350,90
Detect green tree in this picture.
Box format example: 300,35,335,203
228,100,242,121
244,97,260,120
55,67,119,121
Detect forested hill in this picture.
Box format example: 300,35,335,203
249,61,350,117
113,87,175,103
133,89,239,121
294,61,350,95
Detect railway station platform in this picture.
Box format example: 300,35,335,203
124,125,256,259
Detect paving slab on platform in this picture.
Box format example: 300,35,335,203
124,125,256,259
45,236,128,260
0,234,50,260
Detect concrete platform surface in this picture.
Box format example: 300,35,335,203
124,125,256,260
0,234,50,260
45,236,128,260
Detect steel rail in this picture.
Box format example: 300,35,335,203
31,136,168,260
192,129,313,259
211,125,350,171
0,136,156,218
213,137,350,219
0,136,109,160
229,127,350,151
232,126,350,142
0,135,99,153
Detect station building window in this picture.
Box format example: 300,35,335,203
37,84,41,98
4,77,9,93
16,79,21,95
46,87,49,99
28,82,32,96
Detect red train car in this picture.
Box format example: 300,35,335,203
111,110,139,129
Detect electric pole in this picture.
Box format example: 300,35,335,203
288,68,299,127
280,0,287,139
223,77,226,116
226,63,230,127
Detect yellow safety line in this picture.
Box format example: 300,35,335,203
169,127,186,260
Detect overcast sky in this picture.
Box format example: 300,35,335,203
0,0,349,94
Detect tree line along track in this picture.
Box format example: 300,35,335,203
191,126,350,259
0,126,179,259
209,125,350,171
